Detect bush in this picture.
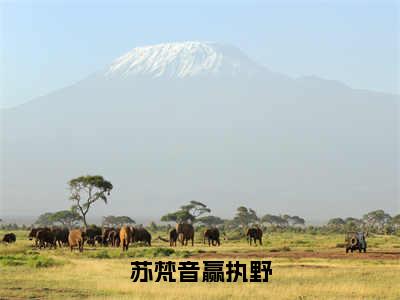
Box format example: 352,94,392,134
227,232,244,241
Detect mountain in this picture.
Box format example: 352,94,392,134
104,41,263,79
1,41,398,221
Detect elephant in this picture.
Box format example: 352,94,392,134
203,228,220,246
119,226,131,251
101,228,113,246
169,228,178,247
51,227,69,247
176,223,194,246
28,227,50,247
131,227,151,246
94,235,103,246
84,225,102,247
107,229,120,247
68,229,83,252
36,230,57,249
246,227,263,246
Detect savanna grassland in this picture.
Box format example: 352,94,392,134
1,230,399,300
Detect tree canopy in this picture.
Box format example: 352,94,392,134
102,215,135,227
35,212,55,227
327,217,345,227
283,215,305,226
196,215,224,227
69,175,113,227
261,214,287,227
232,206,259,228
161,201,211,223
34,209,82,228
363,210,392,231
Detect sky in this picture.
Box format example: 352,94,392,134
0,0,398,108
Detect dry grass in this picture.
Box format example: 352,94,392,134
1,230,399,299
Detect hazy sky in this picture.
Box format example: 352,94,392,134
1,0,398,108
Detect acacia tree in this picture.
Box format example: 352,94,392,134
35,210,82,228
68,175,113,228
35,212,56,227
51,210,82,228
362,210,392,232
233,206,259,228
102,215,135,227
327,217,345,231
196,215,224,227
161,201,211,223
261,214,288,228
391,214,400,230
282,215,305,227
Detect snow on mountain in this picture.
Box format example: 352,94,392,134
104,41,263,79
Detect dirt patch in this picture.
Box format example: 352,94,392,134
191,250,400,260
280,264,331,269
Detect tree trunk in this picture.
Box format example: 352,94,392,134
82,214,88,229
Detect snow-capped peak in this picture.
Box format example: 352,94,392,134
104,41,261,79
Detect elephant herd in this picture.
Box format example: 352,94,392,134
170,224,263,247
167,223,219,247
2,224,263,252
26,225,152,252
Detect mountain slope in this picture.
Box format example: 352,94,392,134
1,42,398,220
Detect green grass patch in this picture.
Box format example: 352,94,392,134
126,247,175,258
88,250,111,259
27,256,59,268
125,247,193,258
0,255,25,266
0,253,62,268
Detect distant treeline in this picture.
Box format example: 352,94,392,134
1,206,399,236
2,176,399,235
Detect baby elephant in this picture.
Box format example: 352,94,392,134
2,233,16,243
169,229,178,247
